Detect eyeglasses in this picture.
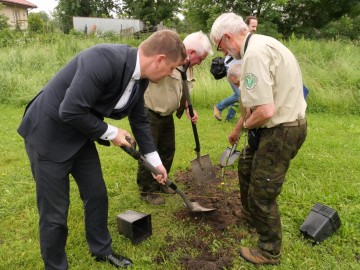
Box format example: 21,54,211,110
216,35,224,51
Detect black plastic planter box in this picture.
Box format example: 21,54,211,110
300,203,341,242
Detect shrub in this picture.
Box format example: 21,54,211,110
28,13,45,33
322,15,360,41
0,3,9,30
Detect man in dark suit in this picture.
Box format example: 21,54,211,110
18,30,186,270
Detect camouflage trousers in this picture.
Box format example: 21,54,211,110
137,108,175,193
238,121,307,256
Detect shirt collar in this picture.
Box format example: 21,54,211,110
132,50,141,80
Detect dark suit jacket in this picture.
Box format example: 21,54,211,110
18,44,155,162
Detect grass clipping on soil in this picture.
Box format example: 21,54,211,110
154,165,253,270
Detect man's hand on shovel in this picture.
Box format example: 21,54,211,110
111,128,133,147
228,121,244,145
185,101,198,124
120,136,215,212
153,165,167,185
122,136,167,185
228,131,240,146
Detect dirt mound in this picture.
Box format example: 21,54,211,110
155,165,252,270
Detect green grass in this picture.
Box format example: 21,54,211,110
1,103,360,269
1,34,360,269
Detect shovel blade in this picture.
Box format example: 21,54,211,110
187,202,215,212
219,148,240,167
219,147,231,166
190,154,218,185
227,151,240,166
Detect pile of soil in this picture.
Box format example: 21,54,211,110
155,165,253,270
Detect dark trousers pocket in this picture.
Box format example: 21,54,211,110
248,129,261,151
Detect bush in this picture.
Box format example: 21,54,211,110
321,15,360,41
0,3,9,30
0,29,25,47
28,13,45,33
257,21,283,39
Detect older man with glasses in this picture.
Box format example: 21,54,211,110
210,13,307,265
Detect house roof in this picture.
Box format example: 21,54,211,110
0,0,37,9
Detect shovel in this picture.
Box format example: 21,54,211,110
120,142,215,212
178,66,217,185
219,142,240,179
219,142,241,168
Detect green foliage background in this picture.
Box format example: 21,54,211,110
0,3,9,30
22,0,360,40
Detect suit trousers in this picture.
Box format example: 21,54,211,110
25,140,112,270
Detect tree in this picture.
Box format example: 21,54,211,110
322,14,360,40
182,0,212,32
182,0,359,40
279,0,360,38
120,0,181,28
28,13,45,33
182,0,285,33
37,11,50,22
55,0,120,33
0,3,9,30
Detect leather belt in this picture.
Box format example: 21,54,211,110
280,118,306,127
145,107,171,117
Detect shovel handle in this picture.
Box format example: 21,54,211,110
229,142,238,157
165,179,194,210
120,145,195,210
180,68,201,153
138,157,194,209
190,117,201,153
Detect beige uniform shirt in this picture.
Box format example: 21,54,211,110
240,34,307,128
144,67,194,116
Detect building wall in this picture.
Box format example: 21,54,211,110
73,17,144,34
1,4,29,30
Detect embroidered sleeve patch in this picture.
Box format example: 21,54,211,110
245,73,257,90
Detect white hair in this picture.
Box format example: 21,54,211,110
210,13,249,43
227,63,242,79
183,31,214,56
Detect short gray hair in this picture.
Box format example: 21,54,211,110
227,63,242,79
210,13,249,43
183,31,214,56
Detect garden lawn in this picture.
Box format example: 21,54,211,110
1,104,359,269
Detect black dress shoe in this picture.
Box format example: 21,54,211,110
96,252,133,268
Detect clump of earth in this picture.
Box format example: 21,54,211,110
154,165,254,270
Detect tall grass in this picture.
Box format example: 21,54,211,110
193,37,360,114
0,32,359,114
0,32,143,105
